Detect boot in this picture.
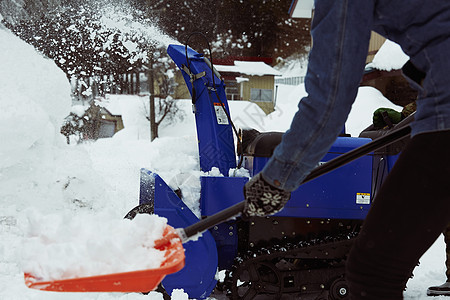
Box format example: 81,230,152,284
427,281,450,296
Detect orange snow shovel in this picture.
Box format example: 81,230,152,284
24,226,185,293
24,125,411,293
23,190,250,293
23,200,243,293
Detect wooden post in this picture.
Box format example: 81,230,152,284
148,56,157,141
136,72,140,94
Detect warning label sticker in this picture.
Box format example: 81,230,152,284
356,193,370,205
214,103,229,125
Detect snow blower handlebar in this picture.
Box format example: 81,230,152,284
177,124,412,242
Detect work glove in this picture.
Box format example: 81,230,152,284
373,108,402,129
243,173,291,217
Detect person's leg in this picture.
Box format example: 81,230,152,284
346,130,450,299
427,224,450,296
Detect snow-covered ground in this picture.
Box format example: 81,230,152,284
0,23,448,300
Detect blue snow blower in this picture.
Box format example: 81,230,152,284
128,43,413,299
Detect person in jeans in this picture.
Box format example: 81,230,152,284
243,1,450,299
427,224,450,296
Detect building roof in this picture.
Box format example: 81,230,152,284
215,61,282,76
289,0,314,18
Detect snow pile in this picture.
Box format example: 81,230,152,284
22,211,168,280
0,28,120,216
368,39,409,71
346,86,402,135
0,27,70,169
0,25,176,299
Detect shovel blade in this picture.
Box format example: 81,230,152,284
24,226,185,293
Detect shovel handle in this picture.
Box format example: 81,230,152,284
183,201,245,239
181,125,411,240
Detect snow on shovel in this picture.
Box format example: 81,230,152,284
23,212,185,293
23,200,244,293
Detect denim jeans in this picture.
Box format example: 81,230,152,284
262,0,450,191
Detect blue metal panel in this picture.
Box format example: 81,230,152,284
139,169,218,299
199,177,247,270
282,137,372,219
200,136,373,220
280,150,372,220
209,221,238,270
167,44,236,175
200,176,248,215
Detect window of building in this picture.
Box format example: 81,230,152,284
250,88,273,102
224,80,240,100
